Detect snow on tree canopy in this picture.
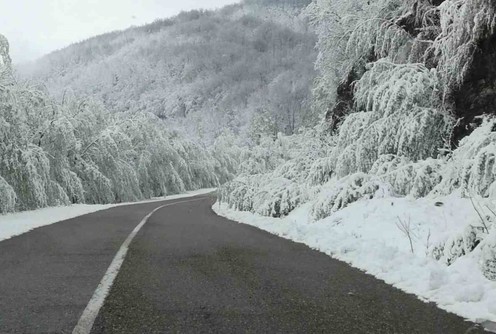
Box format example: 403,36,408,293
0,33,241,214
220,0,496,282
19,4,318,143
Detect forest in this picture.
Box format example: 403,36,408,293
218,0,496,284
1,0,316,214
1,35,239,213
21,1,316,142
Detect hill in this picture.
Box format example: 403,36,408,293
21,1,317,142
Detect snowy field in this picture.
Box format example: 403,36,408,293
214,194,496,327
0,188,215,243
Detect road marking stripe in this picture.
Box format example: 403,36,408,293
72,197,208,334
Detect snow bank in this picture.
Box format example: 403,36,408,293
0,188,215,243
213,194,496,325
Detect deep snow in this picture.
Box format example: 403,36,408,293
0,188,215,243
213,194,496,327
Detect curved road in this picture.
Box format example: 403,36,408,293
0,194,486,333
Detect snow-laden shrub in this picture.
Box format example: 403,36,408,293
219,176,257,213
441,225,486,266
252,177,310,217
40,116,85,204
354,61,450,157
433,0,496,90
344,0,412,64
432,118,496,197
47,181,70,207
311,173,392,221
211,132,242,184
481,229,496,281
174,139,220,190
221,174,312,218
272,156,315,184
307,0,410,92
75,160,114,204
220,129,334,217
3,145,54,211
333,112,370,176
238,135,289,175
330,61,452,178
239,129,332,176
0,176,16,213
371,155,444,198
80,125,142,203
306,156,334,186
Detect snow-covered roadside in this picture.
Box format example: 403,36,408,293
213,195,496,326
0,188,215,243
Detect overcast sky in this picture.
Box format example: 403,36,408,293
0,0,240,64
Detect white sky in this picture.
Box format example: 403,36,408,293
0,0,240,64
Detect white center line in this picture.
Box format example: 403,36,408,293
72,197,208,334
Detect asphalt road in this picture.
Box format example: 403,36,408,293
0,194,486,333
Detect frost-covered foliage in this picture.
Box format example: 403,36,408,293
0,40,237,213
426,198,496,282
433,118,496,197
0,176,15,213
433,0,496,89
238,129,329,175
311,173,391,220
221,175,311,217
308,0,496,101
220,0,496,285
371,155,444,198
307,0,457,166
352,62,450,158
306,0,413,113
481,229,496,280
219,129,333,217
20,2,317,142
436,225,487,265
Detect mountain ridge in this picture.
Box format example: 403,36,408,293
20,1,317,143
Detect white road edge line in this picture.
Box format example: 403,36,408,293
72,196,209,334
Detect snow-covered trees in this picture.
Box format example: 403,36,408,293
0,66,66,211
21,3,318,143
221,0,496,224
2,1,321,214
219,129,333,217
0,176,15,213
308,0,496,139
434,0,496,90
218,0,496,282
302,0,496,199
0,36,238,213
432,117,496,197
